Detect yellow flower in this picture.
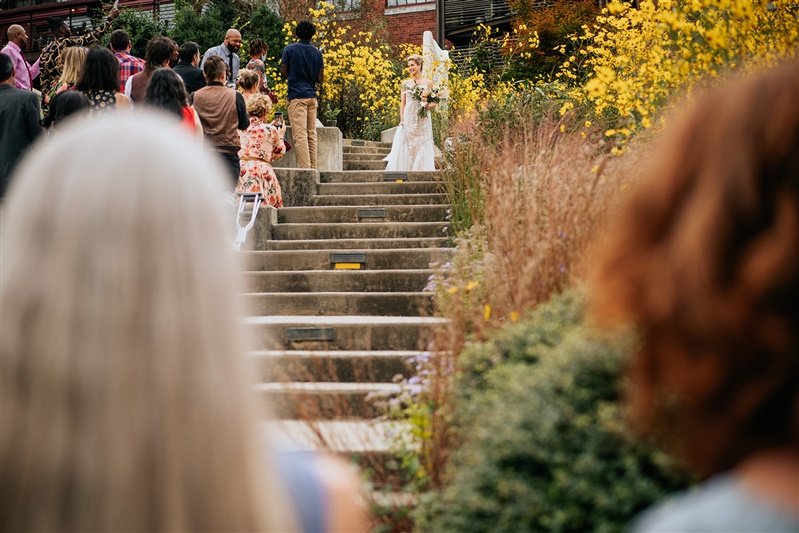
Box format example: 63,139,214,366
483,304,492,321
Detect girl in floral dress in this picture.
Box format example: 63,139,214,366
237,93,286,207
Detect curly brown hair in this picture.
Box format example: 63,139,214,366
591,60,799,477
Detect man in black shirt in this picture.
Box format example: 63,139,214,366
174,41,206,95
281,21,323,169
0,53,41,199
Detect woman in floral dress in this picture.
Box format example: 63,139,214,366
237,93,286,207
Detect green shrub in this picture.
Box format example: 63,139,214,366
104,9,170,58
170,0,235,54
414,290,690,533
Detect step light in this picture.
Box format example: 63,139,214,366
330,252,367,270
356,208,388,220
286,327,335,342
384,172,407,183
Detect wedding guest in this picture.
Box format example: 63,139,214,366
237,92,285,207
173,41,205,95
1,25,40,90
39,7,119,100
0,112,369,533
201,29,242,86
246,39,270,92
110,29,144,92
42,90,90,130
0,53,41,199
237,68,260,102
125,36,172,103
76,46,131,112
49,45,87,101
191,55,248,184
591,60,799,532
281,21,323,169
144,68,202,139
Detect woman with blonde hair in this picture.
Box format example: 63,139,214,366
0,113,366,532
237,92,286,207
237,67,261,102
49,45,86,101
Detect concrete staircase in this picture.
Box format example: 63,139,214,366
244,138,449,498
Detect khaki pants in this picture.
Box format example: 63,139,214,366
287,98,318,169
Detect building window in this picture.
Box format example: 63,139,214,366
329,0,361,11
387,0,435,7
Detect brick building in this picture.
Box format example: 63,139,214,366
1,0,513,62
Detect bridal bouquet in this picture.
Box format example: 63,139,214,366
412,84,449,118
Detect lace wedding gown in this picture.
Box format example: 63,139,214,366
384,80,436,171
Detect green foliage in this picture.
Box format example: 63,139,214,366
241,4,285,63
170,0,235,53
511,0,599,80
414,290,691,533
104,9,170,58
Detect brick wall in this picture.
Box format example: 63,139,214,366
336,0,438,47
385,5,437,46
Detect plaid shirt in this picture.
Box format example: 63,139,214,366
115,51,145,92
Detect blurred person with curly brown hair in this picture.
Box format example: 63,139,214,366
236,92,286,207
237,68,260,102
592,60,799,532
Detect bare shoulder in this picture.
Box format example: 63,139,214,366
115,93,132,109
314,454,370,532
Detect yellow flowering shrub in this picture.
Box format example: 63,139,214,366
562,0,799,141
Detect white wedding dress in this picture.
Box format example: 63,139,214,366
384,80,436,171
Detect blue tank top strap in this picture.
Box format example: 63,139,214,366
273,450,328,533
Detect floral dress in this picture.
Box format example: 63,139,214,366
385,80,435,171
83,90,116,112
237,116,286,207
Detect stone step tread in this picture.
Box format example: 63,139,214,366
320,172,439,183
244,315,447,326
243,248,451,271
251,349,437,359
312,194,447,206
272,222,449,241
318,182,439,190
243,291,429,297
343,139,392,148
276,222,446,229
277,205,449,224
265,420,411,453
344,162,390,171
261,237,450,250
342,154,387,161
256,382,405,393
244,248,451,257
342,148,391,155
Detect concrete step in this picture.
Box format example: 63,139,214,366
243,269,436,292
265,419,411,453
320,171,440,183
344,139,392,149
244,315,446,351
258,381,404,418
343,146,391,155
278,205,449,224
312,193,447,206
244,291,433,316
318,182,442,196
252,349,423,382
273,222,449,241
343,153,387,162
244,248,451,271
344,160,389,171
260,237,449,250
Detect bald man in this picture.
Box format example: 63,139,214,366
1,25,40,90
200,29,242,85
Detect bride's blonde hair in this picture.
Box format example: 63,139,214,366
407,54,423,67
0,113,297,532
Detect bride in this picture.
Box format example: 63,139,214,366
385,33,449,172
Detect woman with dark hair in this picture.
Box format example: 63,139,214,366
144,68,202,139
246,39,271,95
76,46,130,111
42,90,90,130
592,60,799,532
